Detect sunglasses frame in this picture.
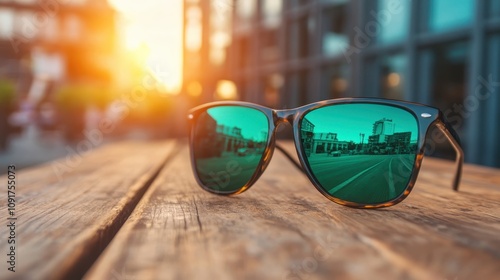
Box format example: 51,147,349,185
188,98,464,209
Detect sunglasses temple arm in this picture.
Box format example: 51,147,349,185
275,143,306,174
435,121,464,191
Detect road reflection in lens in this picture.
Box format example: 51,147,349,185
193,106,269,192
300,104,418,204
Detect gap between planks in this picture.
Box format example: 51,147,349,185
59,140,185,280
0,140,183,280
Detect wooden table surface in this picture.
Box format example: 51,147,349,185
1,140,499,280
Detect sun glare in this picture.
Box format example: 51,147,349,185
124,26,147,51
216,80,238,100
110,0,183,93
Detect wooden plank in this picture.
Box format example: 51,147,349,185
0,140,178,280
85,142,500,280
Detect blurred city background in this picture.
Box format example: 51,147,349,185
0,0,499,171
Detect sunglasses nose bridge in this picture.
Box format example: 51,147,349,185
275,108,298,125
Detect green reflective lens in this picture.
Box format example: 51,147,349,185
300,104,419,204
192,106,269,193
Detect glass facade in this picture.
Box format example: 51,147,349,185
235,0,257,21
221,0,500,167
236,36,250,69
427,0,475,32
209,0,232,65
260,27,280,62
322,4,348,55
235,0,257,31
289,0,309,8
377,0,410,44
381,54,406,100
417,42,469,116
262,0,282,28
287,16,311,59
322,64,348,98
0,8,14,39
185,5,202,52
362,57,378,97
489,0,500,18
284,71,309,107
263,73,284,107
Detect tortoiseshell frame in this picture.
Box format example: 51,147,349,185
188,98,464,209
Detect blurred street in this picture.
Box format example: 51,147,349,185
0,125,69,171
0,123,160,173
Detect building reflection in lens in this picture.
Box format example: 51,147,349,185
300,104,418,204
193,107,268,192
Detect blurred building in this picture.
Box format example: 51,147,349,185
0,0,117,100
183,0,233,103
183,0,500,168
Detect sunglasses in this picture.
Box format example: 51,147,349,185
187,98,464,209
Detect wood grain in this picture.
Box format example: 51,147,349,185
0,141,178,280
85,141,500,280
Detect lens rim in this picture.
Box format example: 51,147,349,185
188,102,275,195
293,98,440,208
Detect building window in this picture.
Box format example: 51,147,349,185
429,42,468,113
289,0,309,9
381,54,406,100
322,4,348,56
362,54,406,99
260,27,280,62
488,0,500,18
288,16,311,59
286,70,309,107
362,57,379,97
238,79,247,101
0,8,14,39
263,73,284,107
236,0,256,19
262,0,282,28
426,0,475,32
417,41,469,142
210,0,232,65
377,0,410,44
185,5,202,52
235,0,257,29
236,36,250,69
322,64,348,99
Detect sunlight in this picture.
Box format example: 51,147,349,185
215,80,238,100
110,0,183,93
124,25,147,51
